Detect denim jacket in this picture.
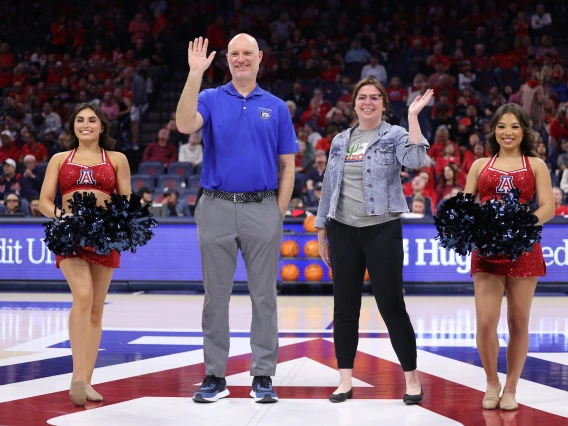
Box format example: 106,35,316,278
314,121,429,229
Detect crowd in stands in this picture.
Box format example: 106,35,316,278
1,1,568,217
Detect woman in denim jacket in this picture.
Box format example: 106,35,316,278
315,77,433,404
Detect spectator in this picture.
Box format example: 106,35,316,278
42,102,62,132
142,128,177,168
124,67,148,149
405,176,434,215
0,43,16,68
344,40,371,64
0,131,21,164
360,54,387,85
436,186,463,213
100,92,120,139
531,3,552,38
306,149,327,190
435,144,459,178
470,44,493,72
436,164,460,201
29,196,43,217
557,138,568,174
137,186,154,207
409,195,427,216
20,131,48,163
206,16,228,50
285,81,310,109
462,140,487,174
159,189,191,217
270,11,294,42
295,130,315,173
561,169,568,194
535,35,558,61
520,72,545,130
0,193,27,216
455,117,473,147
49,132,69,158
305,181,323,208
178,131,203,168
315,125,339,152
21,154,45,198
552,187,568,216
304,122,323,147
129,13,151,43
0,159,29,201
548,72,568,103
549,110,568,148
428,125,460,162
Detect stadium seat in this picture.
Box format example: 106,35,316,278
156,175,185,192
167,162,194,182
131,174,155,191
187,175,201,189
138,162,165,178
179,188,199,206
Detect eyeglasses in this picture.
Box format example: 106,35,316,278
6,199,19,203
356,94,382,102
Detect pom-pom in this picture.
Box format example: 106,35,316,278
43,192,105,256
475,189,542,260
434,192,481,256
91,193,158,254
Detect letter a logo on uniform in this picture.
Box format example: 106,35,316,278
496,175,514,193
77,169,96,186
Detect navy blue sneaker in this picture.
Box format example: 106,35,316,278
250,376,278,403
193,375,230,403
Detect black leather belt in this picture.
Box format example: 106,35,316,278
203,188,277,203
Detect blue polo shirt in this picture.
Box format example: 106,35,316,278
197,82,298,193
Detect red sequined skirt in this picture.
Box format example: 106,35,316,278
471,243,545,277
56,247,120,269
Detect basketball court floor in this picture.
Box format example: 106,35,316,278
1,292,567,425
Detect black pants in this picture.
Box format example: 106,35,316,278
327,219,417,371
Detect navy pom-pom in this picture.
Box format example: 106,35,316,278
476,189,542,260
434,192,481,256
90,193,158,254
43,192,105,256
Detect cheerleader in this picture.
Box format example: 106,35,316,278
464,104,554,410
39,102,132,406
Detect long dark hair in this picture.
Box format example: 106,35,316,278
65,102,116,150
485,104,537,157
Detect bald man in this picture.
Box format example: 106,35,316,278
176,34,298,403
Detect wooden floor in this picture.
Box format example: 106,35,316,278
0,293,567,425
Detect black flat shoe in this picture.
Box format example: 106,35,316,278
403,387,423,405
329,389,353,403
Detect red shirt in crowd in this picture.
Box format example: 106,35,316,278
21,143,48,163
549,118,568,141
492,52,519,70
142,142,177,166
0,144,21,164
555,205,568,216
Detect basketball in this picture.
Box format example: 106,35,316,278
303,215,317,233
280,264,300,281
328,267,333,280
364,269,369,282
304,240,320,257
304,264,324,281
280,240,299,257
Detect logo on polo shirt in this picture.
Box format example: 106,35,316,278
258,107,272,120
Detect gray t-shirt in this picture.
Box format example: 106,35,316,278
334,125,401,227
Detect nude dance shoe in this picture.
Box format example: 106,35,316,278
499,393,519,411
69,381,87,406
482,383,501,410
85,383,103,402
